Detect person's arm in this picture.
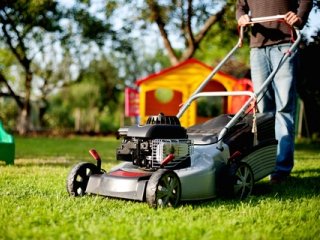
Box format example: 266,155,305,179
296,0,313,28
284,11,303,27
236,0,250,26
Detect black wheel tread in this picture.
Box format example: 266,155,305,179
66,162,99,197
146,169,181,208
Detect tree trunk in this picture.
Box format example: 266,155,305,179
16,71,33,135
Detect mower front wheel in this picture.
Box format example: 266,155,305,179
230,162,254,200
66,162,99,197
146,169,181,208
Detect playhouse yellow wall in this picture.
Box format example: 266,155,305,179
138,61,237,128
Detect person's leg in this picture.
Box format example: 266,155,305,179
270,43,298,178
250,47,275,113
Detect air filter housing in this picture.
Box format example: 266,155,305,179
146,113,181,126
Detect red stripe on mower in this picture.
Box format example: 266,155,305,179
109,170,151,178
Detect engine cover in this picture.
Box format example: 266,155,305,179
126,124,187,139
116,113,192,170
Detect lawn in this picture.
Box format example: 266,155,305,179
0,136,319,240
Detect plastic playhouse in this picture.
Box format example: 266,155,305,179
125,58,253,128
0,121,15,165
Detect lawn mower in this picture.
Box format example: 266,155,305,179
66,16,301,208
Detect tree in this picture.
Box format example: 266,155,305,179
194,0,250,77
103,0,251,80
0,0,113,134
143,0,227,65
298,31,320,138
46,55,122,133
143,0,226,65
105,0,228,66
0,0,64,134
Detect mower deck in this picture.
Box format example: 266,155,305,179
86,165,152,201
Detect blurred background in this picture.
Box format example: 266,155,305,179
0,0,319,139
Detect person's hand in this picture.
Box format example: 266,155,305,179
284,11,302,27
238,14,250,26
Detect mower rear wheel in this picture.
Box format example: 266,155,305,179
146,169,181,208
230,162,254,200
66,162,99,197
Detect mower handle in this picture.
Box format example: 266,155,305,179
176,15,301,151
238,15,297,47
250,15,286,23
216,16,301,150
177,15,300,119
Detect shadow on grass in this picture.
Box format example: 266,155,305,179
6,142,320,209
253,176,320,198
12,158,118,168
182,167,320,209
12,159,81,168
295,141,320,152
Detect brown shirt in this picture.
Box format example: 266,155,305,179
236,0,313,47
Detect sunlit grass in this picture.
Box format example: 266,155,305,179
0,136,319,239
14,135,120,164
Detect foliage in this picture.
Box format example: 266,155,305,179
70,6,112,46
0,136,319,239
0,98,18,130
0,0,116,134
194,0,250,78
0,0,65,133
298,31,320,138
103,0,228,65
1,0,320,136
197,97,222,117
45,94,74,131
78,56,121,110
43,55,122,133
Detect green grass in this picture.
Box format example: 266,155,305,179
0,136,319,239
14,135,120,164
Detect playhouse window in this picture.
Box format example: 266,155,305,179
196,97,224,117
155,88,174,104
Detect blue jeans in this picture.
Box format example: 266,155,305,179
250,43,298,177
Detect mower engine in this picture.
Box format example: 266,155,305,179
116,113,193,170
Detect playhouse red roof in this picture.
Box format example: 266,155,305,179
135,58,234,86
